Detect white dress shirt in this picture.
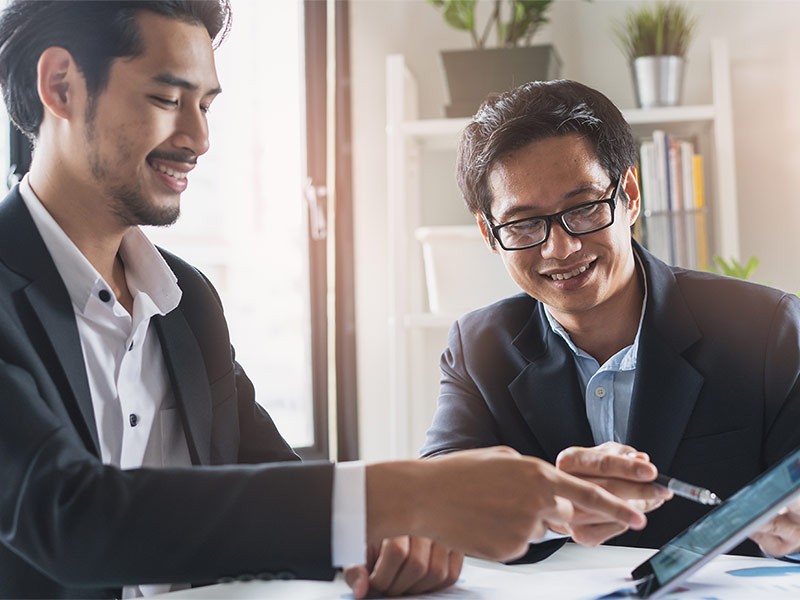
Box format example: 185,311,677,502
19,176,365,595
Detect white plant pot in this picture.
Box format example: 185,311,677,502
632,55,685,109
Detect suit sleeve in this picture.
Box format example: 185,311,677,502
420,320,504,458
763,293,800,464
181,261,300,465
0,354,336,590
419,317,567,564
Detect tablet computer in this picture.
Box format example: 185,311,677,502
631,446,800,598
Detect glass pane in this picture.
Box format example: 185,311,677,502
145,0,314,447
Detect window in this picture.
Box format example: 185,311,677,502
146,0,319,451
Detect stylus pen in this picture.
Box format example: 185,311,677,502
654,474,722,506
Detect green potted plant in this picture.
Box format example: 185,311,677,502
427,0,564,117
612,1,697,108
711,256,759,280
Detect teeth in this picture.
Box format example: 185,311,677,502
549,265,588,281
153,163,187,180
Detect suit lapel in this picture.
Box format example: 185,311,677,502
509,305,595,462
0,189,100,454
154,310,212,465
627,244,704,473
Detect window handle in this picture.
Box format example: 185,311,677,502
303,177,327,241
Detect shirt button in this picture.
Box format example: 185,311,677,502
129,414,139,427
594,386,607,399
98,289,112,303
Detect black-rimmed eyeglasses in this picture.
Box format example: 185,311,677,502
488,177,622,251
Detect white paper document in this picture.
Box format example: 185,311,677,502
397,555,800,600
156,551,800,599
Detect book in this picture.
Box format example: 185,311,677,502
693,154,709,269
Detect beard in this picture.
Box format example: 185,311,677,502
106,181,181,228
84,102,182,228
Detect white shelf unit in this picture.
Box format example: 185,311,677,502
385,39,739,458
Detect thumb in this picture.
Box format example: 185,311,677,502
343,565,370,599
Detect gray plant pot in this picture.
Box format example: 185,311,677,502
632,55,685,109
441,45,562,118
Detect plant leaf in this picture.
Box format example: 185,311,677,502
441,0,477,32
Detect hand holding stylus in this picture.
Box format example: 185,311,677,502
555,442,673,544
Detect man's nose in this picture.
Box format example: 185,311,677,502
539,221,582,260
172,106,210,157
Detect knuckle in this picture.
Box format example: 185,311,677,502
382,542,401,559
597,454,615,475
493,445,517,457
445,570,460,587
428,564,448,583
556,447,581,469
406,556,427,578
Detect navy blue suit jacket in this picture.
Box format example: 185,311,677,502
422,241,800,556
0,187,335,598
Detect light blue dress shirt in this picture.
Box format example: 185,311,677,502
543,261,647,445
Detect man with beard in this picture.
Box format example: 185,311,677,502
0,2,648,598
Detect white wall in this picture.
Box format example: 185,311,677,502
350,0,800,460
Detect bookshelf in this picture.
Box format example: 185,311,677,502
385,39,739,458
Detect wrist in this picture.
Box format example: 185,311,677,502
365,461,428,543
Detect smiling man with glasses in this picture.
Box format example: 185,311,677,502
421,79,800,564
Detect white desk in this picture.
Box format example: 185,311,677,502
157,544,800,599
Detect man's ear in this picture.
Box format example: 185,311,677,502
622,166,641,226
36,47,81,121
475,212,499,253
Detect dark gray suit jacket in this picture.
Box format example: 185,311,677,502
422,241,800,556
0,187,335,598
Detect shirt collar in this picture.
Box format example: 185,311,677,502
543,251,648,370
18,175,182,315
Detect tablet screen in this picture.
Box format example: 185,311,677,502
632,447,800,598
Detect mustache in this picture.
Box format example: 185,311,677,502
147,150,197,165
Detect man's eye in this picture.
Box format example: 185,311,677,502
151,96,178,107
570,204,599,218
508,220,544,234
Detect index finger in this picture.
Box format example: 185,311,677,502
551,471,648,531
557,447,657,482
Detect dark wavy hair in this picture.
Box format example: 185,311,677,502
456,79,638,220
0,0,232,140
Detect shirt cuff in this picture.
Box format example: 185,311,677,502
332,461,366,567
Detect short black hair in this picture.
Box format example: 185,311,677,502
0,0,232,139
457,79,639,219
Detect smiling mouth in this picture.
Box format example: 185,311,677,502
544,260,594,281
148,160,188,180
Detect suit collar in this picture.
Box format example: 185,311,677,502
510,305,595,462
627,242,703,472
0,187,100,454
154,309,212,465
